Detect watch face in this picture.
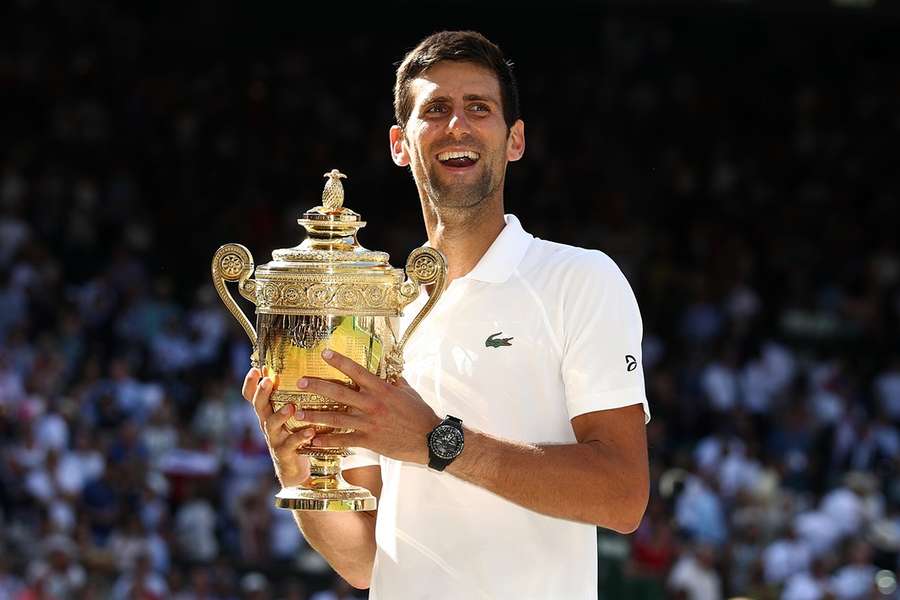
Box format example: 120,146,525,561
430,424,464,460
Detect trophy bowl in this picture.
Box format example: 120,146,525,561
212,169,446,511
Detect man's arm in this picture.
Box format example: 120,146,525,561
445,403,648,533
290,465,381,589
303,352,650,534
243,369,378,589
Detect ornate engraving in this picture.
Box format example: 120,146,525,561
239,278,257,303
388,246,449,381
307,283,333,307
413,255,438,281
312,487,376,497
261,283,281,305
282,286,302,305
334,285,361,307
252,278,401,315
211,243,258,366
363,285,386,307
272,248,389,264
399,281,418,303
220,253,244,278
300,447,351,457
407,248,443,285
271,391,355,436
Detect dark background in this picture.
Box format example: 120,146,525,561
2,1,899,598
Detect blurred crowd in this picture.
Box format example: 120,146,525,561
2,1,900,599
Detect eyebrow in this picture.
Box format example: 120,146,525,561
422,94,499,106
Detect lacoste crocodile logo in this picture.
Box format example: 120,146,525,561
486,332,514,348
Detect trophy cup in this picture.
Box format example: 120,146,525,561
212,169,446,511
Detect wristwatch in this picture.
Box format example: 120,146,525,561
427,415,465,471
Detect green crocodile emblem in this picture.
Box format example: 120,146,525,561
485,332,514,348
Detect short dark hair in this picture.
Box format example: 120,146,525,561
393,31,520,131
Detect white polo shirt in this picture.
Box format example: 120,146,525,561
343,214,649,600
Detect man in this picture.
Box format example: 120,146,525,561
243,31,650,599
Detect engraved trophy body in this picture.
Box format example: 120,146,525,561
212,170,446,511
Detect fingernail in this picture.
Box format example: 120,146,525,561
302,429,315,438
279,404,293,415
298,378,308,389
260,378,271,390
322,349,334,359
295,410,304,420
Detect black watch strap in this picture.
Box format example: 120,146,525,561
427,415,464,471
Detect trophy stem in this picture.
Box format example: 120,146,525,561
274,453,377,512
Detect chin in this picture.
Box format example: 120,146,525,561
429,185,490,209
433,198,486,211
432,177,496,206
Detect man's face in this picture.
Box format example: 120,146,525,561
391,61,524,211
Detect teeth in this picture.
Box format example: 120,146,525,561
437,150,480,162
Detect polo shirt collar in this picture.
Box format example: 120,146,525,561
461,214,533,284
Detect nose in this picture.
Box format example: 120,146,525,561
447,107,471,136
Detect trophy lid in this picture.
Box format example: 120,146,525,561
259,169,392,273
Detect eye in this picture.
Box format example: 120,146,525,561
425,103,448,115
468,103,490,113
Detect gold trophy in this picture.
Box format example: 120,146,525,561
212,169,446,511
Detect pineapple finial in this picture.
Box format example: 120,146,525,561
322,169,347,211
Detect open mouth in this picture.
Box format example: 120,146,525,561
437,150,480,169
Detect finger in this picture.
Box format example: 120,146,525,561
299,377,373,412
264,403,298,446
302,410,366,431
252,376,276,424
273,426,317,454
322,349,382,391
242,367,262,402
261,367,282,390
310,432,364,449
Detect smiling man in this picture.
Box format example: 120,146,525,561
243,31,650,599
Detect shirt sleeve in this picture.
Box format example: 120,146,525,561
341,447,380,471
560,251,650,423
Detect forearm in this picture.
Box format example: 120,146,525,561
292,511,377,588
292,356,648,532
446,428,648,533
243,368,380,586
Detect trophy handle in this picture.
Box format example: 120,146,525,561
387,247,448,381
212,243,260,367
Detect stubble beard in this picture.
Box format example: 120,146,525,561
428,168,493,208
418,159,504,222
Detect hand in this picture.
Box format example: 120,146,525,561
300,350,441,465
242,367,317,487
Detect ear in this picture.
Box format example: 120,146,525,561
506,119,525,162
389,125,410,167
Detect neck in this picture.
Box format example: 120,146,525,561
420,197,506,283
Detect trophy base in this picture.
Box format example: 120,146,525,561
275,481,377,512
274,455,377,512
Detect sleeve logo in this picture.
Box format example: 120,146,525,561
625,355,638,372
